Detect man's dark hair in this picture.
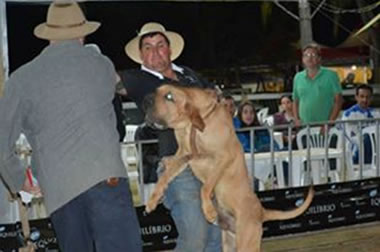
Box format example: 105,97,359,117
356,84,373,95
139,32,170,49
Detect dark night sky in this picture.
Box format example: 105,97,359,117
6,1,372,75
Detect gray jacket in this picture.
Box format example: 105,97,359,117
0,40,127,214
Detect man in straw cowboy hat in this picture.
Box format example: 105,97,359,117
118,22,222,252
0,1,142,251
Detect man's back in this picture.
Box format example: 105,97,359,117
4,40,126,214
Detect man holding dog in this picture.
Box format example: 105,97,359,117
119,22,222,252
0,2,142,251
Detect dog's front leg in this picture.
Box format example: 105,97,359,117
145,154,191,213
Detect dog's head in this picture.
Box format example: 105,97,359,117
144,84,218,131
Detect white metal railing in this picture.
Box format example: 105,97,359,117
8,118,380,209
124,118,380,203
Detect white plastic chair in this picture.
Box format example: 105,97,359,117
121,125,139,166
296,126,343,185
348,125,379,179
257,107,269,124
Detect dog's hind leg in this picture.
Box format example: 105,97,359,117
235,212,262,252
222,230,236,252
191,156,232,223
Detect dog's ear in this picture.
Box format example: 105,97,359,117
185,103,205,132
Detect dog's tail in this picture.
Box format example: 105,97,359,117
262,187,314,222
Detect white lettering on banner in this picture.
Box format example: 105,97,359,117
260,196,275,202
305,204,336,215
328,215,346,223
340,202,351,208
370,197,380,207
279,223,302,230
285,192,304,199
355,212,376,220
142,241,154,246
163,238,177,244
141,224,172,235
308,219,320,226
36,237,57,249
0,231,17,238
354,199,367,206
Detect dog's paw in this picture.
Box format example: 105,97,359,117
202,202,218,223
145,195,159,213
162,157,177,169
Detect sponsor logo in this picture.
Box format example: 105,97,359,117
355,210,376,220
285,191,304,199
308,219,320,226
35,237,58,249
163,238,176,244
340,201,351,208
305,203,336,215
260,196,276,202
369,189,378,197
327,215,346,223
0,231,17,239
279,222,302,230
141,224,172,235
295,198,304,207
370,197,380,207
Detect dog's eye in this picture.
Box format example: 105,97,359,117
164,92,174,102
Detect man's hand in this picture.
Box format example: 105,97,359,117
294,118,301,128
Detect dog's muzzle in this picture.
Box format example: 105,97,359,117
143,93,167,130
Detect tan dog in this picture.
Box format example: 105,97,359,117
144,84,314,252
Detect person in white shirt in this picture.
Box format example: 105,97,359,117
341,84,380,164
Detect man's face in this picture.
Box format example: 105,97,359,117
302,48,321,70
355,88,372,109
139,34,172,73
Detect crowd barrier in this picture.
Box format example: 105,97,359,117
1,118,380,251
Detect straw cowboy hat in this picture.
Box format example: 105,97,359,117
125,22,184,64
34,1,100,40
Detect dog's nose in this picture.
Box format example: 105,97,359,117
143,93,155,113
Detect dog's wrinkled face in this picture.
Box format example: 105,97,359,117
144,84,210,131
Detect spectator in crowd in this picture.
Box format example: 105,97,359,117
118,22,221,252
234,100,278,153
224,94,236,118
293,43,343,131
273,95,296,147
341,84,380,164
0,2,142,251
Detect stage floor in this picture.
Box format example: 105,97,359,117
262,222,380,252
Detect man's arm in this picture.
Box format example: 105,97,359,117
0,78,26,193
293,100,301,127
329,93,343,121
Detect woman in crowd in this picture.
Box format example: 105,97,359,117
273,95,297,148
234,100,277,153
